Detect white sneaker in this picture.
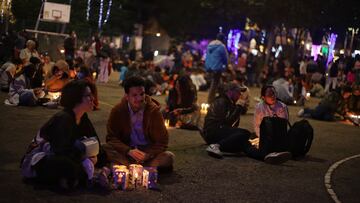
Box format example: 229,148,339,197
206,144,223,159
297,108,305,117
264,152,292,164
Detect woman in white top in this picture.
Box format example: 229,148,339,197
254,85,289,138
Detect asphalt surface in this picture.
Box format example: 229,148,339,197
0,72,359,203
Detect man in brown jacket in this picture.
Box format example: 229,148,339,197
104,76,174,172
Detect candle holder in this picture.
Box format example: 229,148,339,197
112,165,129,190
142,167,158,189
129,164,143,188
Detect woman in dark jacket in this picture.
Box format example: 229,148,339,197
21,80,108,189
164,75,200,129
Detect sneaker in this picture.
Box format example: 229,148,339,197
264,152,292,164
297,108,305,117
206,144,223,159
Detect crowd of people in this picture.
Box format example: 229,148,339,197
1,30,360,191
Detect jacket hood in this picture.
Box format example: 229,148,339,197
207,40,226,54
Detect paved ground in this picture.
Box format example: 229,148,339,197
0,72,359,203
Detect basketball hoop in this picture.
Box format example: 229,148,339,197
53,16,61,22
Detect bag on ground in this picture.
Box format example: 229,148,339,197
287,119,313,157
259,116,290,153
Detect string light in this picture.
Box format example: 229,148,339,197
86,0,91,21
98,0,104,30
103,0,112,25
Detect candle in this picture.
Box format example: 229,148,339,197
112,165,129,190
48,92,61,100
201,103,209,114
164,119,170,128
142,167,158,189
92,72,97,79
306,92,311,100
129,164,143,187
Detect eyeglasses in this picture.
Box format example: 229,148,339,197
83,94,93,99
264,91,276,97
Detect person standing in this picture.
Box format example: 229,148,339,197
205,33,229,104
64,31,77,61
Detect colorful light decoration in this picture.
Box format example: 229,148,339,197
227,29,241,58
86,0,112,30
98,0,104,30
311,45,322,61
103,0,112,24
326,33,337,66
272,45,283,58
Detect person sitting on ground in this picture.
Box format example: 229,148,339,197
204,83,291,164
163,75,200,129
190,68,208,91
309,81,325,98
76,65,100,110
298,86,353,121
41,54,55,77
0,58,22,92
144,78,157,96
272,77,294,105
20,80,109,190
348,84,360,114
7,64,43,106
29,56,44,88
254,85,289,138
103,76,174,172
44,60,71,93
19,40,40,65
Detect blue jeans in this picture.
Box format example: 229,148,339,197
304,105,334,121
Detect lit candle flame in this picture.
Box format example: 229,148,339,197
201,103,210,114
164,119,170,128
48,92,61,100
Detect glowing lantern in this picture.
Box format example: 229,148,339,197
129,164,143,188
142,167,158,189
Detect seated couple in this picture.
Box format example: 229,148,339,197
21,77,174,190
203,84,292,164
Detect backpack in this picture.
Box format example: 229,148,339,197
259,116,290,153
287,119,313,157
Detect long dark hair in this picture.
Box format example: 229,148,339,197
175,75,197,106
60,80,89,109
